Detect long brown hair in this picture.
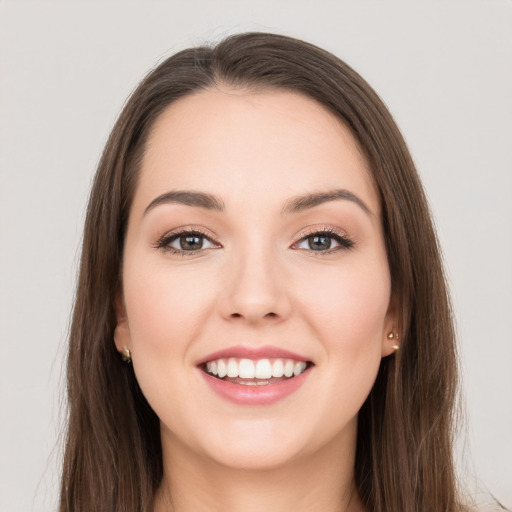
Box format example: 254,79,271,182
60,32,465,511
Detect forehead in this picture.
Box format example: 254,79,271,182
135,87,379,214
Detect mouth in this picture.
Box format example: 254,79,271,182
200,357,314,386
197,346,314,405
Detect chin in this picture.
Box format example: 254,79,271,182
183,414,355,473
201,440,307,472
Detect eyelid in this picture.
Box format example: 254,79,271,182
153,226,222,253
293,225,349,243
291,226,354,252
152,224,352,255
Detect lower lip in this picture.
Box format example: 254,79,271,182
199,368,312,405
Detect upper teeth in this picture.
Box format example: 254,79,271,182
205,358,307,379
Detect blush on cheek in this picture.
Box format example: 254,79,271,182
124,266,218,361
307,274,389,332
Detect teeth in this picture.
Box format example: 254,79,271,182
255,359,272,379
284,360,294,377
294,361,307,376
217,359,227,378
204,357,309,380
272,359,284,378
227,358,239,378
239,359,255,378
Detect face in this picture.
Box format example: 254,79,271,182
115,88,397,471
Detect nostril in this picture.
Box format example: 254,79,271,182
229,312,277,320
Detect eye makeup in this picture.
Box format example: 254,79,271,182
153,226,221,256
152,224,354,257
291,226,354,255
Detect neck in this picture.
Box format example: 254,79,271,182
154,427,364,512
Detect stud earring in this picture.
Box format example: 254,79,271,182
387,331,400,351
120,346,132,363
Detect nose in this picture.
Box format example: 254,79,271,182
219,245,292,325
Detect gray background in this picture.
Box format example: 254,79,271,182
1,1,511,510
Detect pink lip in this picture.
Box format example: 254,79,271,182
198,366,312,406
196,345,313,406
196,345,310,366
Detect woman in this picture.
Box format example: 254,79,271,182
60,32,469,511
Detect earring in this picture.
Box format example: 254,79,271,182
120,346,132,363
387,331,400,351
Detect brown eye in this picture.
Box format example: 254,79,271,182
178,234,204,251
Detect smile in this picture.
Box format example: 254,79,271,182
203,357,310,385
197,347,314,405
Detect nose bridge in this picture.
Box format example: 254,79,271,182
222,236,290,323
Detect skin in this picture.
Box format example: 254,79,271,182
115,87,398,512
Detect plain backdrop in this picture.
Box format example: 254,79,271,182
0,1,511,511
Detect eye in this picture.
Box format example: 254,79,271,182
292,229,353,253
156,230,220,254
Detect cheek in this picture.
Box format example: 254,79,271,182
121,259,221,425
299,258,390,411
297,257,391,351
122,258,218,358
292,254,391,382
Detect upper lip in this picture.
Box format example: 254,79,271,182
196,345,311,366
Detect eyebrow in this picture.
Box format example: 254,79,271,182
281,189,372,216
143,188,371,217
143,190,225,216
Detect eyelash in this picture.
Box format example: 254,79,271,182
154,227,354,256
155,228,220,256
291,228,354,255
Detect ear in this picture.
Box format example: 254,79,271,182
381,295,400,358
113,291,132,353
